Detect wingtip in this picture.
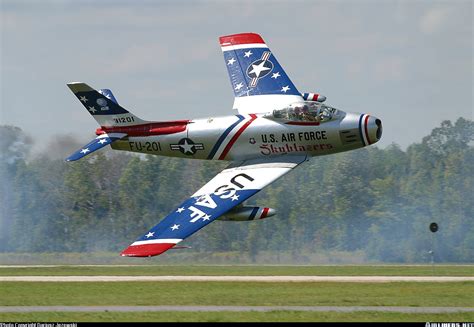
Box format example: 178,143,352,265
65,154,80,162
219,33,265,47
120,243,176,257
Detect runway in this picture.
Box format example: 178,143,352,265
1,264,473,268
1,276,473,282
0,305,473,313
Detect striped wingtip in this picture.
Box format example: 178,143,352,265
120,243,176,257
219,33,265,47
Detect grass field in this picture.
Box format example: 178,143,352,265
1,281,473,307
1,265,472,322
0,264,472,276
1,311,473,322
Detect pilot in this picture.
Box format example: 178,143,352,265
294,107,302,120
302,105,315,121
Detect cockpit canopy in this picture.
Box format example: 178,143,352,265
266,101,344,123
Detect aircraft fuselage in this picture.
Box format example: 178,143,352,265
109,111,381,161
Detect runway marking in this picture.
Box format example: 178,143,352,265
0,306,473,313
1,264,472,268
1,276,473,282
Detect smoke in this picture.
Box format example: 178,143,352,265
37,133,89,160
0,125,33,251
0,125,33,165
0,120,472,264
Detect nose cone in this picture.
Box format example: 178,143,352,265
362,115,382,145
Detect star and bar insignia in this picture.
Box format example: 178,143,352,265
170,138,204,155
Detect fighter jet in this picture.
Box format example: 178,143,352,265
66,33,382,257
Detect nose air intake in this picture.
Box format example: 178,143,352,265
375,118,383,141
359,115,382,146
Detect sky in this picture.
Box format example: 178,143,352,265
1,0,472,151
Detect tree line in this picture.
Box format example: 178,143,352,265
0,118,472,263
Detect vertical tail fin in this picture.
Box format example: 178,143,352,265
67,82,148,127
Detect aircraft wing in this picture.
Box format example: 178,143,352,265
121,155,307,257
220,33,304,114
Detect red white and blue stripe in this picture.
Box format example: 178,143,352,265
359,114,372,146
207,114,257,160
301,93,326,102
249,207,271,220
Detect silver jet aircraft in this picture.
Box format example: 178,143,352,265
66,33,382,257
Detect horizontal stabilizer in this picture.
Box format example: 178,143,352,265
66,133,127,161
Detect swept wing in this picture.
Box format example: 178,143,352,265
220,33,304,114
121,155,307,257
